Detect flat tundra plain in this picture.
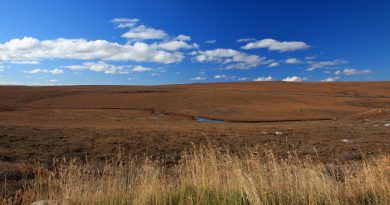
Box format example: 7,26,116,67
0,81,389,163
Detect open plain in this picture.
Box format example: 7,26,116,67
0,81,389,163
1,81,390,203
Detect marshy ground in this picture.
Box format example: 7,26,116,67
0,82,389,204
0,82,389,162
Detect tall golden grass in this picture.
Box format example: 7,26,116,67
4,145,390,205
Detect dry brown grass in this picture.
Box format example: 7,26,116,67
2,145,390,205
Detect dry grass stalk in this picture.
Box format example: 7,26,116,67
2,145,390,205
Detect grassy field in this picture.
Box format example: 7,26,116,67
1,83,389,204
1,83,389,164
3,145,389,205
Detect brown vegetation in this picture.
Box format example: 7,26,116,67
3,145,390,204
0,82,389,204
0,82,389,163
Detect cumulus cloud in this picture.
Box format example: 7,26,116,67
306,59,347,71
268,62,280,67
214,74,227,79
236,38,256,43
24,68,64,74
238,77,248,81
0,37,183,64
64,61,131,74
175,35,191,41
321,76,340,82
193,48,270,70
282,76,307,82
254,76,273,81
132,65,154,72
213,74,236,79
285,58,301,64
113,19,193,47
205,40,216,44
51,68,64,74
122,25,167,40
305,55,318,60
191,76,205,80
10,60,39,65
241,38,309,52
111,18,140,28
335,68,371,76
0,17,197,64
153,40,199,51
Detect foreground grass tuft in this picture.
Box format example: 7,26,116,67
2,145,390,205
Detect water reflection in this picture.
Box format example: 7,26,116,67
195,116,225,123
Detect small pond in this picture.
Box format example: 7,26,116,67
195,116,225,123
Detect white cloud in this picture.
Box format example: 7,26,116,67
111,18,140,28
305,55,318,60
191,76,205,80
193,48,270,70
3,36,39,50
321,76,340,82
48,79,58,83
268,62,280,67
113,19,195,53
214,74,226,79
0,37,183,64
282,76,307,82
10,60,39,65
241,38,309,52
175,35,191,41
24,68,64,74
238,77,248,81
285,58,301,64
306,59,347,71
254,76,273,81
214,74,236,79
153,40,198,51
64,61,130,74
236,38,256,43
122,25,167,40
205,40,216,44
51,68,64,74
335,68,371,76
0,19,189,65
157,67,166,73
132,65,154,72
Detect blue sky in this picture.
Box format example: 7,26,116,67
0,0,389,85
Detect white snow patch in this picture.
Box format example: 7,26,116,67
274,131,283,135
341,139,351,143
